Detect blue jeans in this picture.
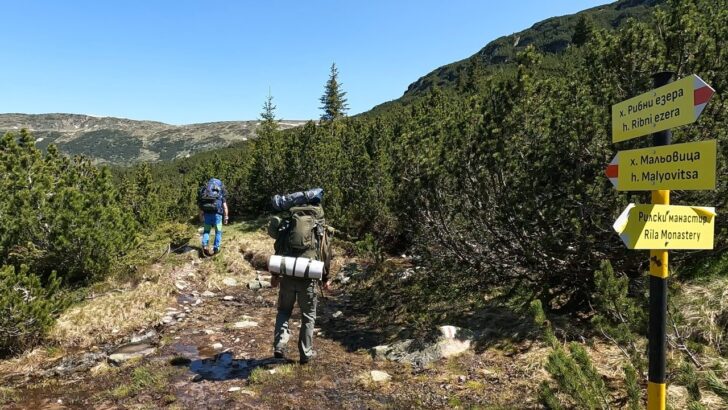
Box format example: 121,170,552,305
202,213,223,250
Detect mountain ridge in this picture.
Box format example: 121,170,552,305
401,0,664,98
0,113,306,166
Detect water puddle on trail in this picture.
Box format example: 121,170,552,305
114,342,155,355
176,293,196,305
171,343,287,381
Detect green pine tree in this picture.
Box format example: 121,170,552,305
319,63,349,121
0,264,64,356
572,15,593,47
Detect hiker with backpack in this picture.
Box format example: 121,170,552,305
267,188,333,364
197,177,229,256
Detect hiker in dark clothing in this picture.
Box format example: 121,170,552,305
267,188,332,364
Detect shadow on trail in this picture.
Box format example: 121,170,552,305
318,270,543,356
317,291,390,353
181,351,293,382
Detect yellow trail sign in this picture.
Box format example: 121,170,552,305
613,204,715,250
612,74,714,143
606,140,717,191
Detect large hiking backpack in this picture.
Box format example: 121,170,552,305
270,205,332,280
198,178,223,213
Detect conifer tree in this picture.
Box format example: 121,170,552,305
572,15,593,47
259,91,279,135
319,63,349,121
249,92,286,209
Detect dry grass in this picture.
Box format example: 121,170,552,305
48,221,269,351
675,277,728,354
0,386,18,405
49,276,175,350
0,344,67,377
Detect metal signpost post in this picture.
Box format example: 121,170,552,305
609,72,716,410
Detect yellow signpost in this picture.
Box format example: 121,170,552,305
613,204,716,250
606,140,717,191
612,74,714,143
609,72,717,410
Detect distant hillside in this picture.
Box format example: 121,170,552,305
401,0,664,98
0,113,306,166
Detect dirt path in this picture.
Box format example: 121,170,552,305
1,227,547,409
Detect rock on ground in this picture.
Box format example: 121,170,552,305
234,321,258,329
247,280,271,290
369,370,391,382
370,325,474,367
108,343,156,366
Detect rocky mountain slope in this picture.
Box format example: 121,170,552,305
0,113,306,166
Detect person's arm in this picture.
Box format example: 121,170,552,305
223,202,229,224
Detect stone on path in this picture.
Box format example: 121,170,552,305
228,386,241,392
370,345,390,360
370,370,391,382
202,290,217,298
247,280,271,290
234,321,258,329
223,277,238,287
130,329,158,344
371,325,474,367
162,316,175,324
223,296,235,301
437,325,473,358
108,343,156,365
332,311,343,318
212,343,224,350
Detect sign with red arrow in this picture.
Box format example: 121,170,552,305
612,74,715,143
606,140,717,191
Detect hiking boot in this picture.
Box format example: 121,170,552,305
213,248,220,255
203,246,213,257
299,350,317,365
274,350,286,359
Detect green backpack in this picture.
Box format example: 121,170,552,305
270,205,332,279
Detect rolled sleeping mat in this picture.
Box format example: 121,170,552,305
268,255,324,280
271,187,324,211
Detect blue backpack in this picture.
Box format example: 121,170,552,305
198,178,224,213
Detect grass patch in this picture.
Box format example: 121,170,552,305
0,387,18,405
465,379,485,392
672,277,728,355
444,355,469,376
49,278,175,350
111,362,182,399
448,395,464,408
248,364,297,385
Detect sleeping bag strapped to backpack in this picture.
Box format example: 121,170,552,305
198,178,224,214
271,187,323,212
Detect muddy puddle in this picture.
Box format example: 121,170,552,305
171,343,287,382
176,293,197,304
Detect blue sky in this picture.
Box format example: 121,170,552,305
1,1,608,124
